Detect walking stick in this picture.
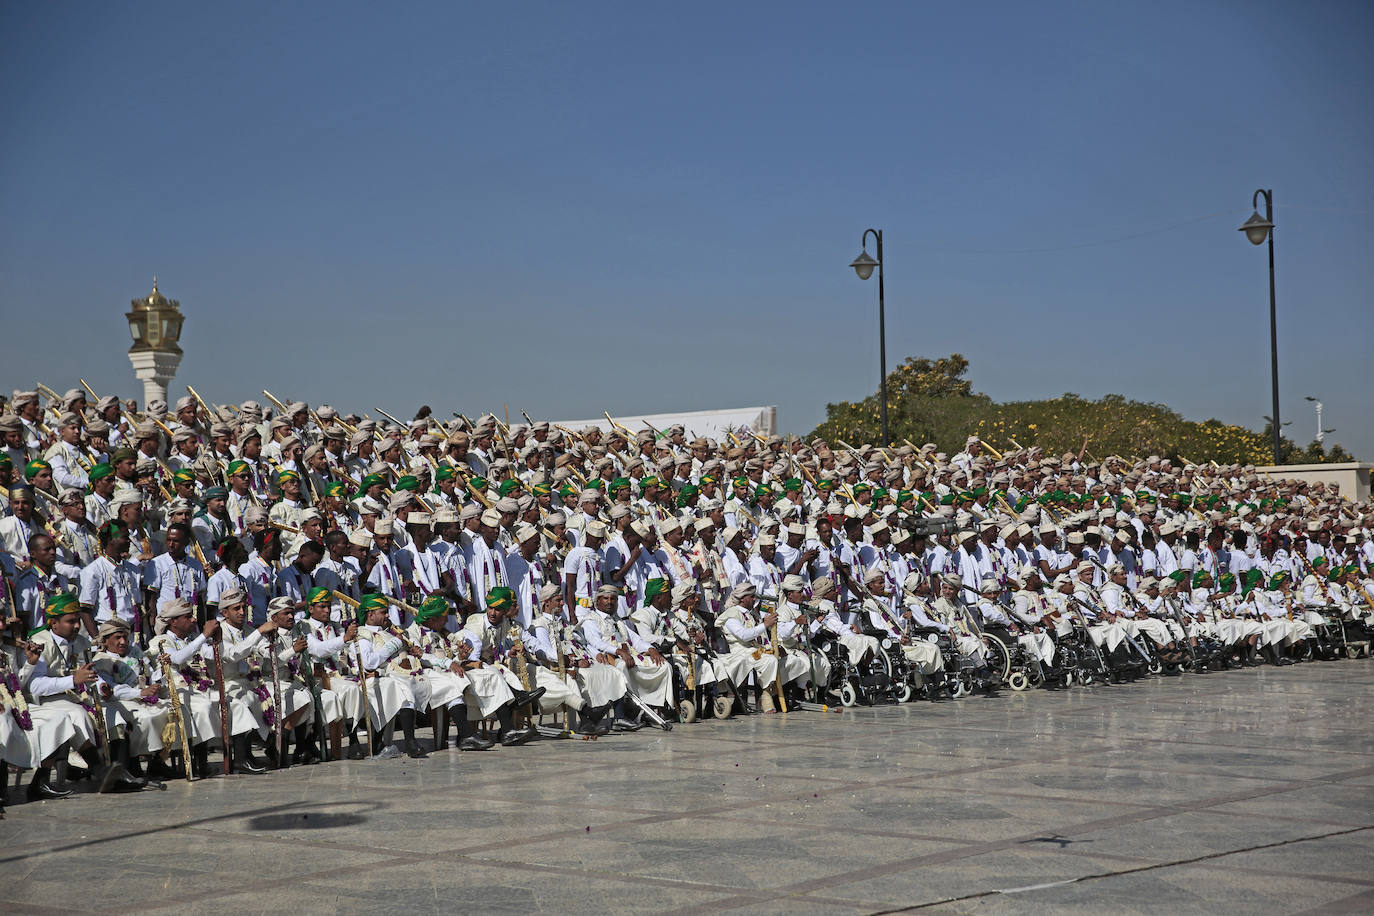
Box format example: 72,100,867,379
212,630,232,774
158,653,195,782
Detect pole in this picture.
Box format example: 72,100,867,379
1263,190,1280,466
862,227,889,447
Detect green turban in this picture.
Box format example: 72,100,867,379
0,456,10,471
872,487,888,500
1312,556,1329,568
732,476,750,489
1167,570,1187,584
700,474,719,486
606,477,629,495
782,478,802,492
414,595,448,624
816,479,835,491
755,484,773,499
173,468,196,485
110,447,137,465
276,469,299,486
353,473,385,499
357,593,389,624
896,490,914,505
1217,572,1236,592
324,480,347,497
395,475,420,492
45,591,80,620
1268,571,1291,589
853,482,872,494
531,482,551,496
307,586,333,605
25,459,51,481
558,484,578,498
497,478,522,497
1241,568,1265,595
88,462,113,483
486,587,515,611
677,484,699,507
640,476,660,490
435,466,457,482
971,486,988,497
1191,569,1210,587
226,459,249,478
643,577,669,605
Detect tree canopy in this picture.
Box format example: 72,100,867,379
807,354,1355,465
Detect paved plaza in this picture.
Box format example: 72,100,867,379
3,661,1372,915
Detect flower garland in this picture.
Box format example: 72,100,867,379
1,671,33,730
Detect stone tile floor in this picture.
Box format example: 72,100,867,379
3,661,1371,914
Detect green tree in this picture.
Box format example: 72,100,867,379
807,354,1355,465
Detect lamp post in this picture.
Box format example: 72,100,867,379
1303,396,1336,445
1239,191,1280,464
849,228,888,445
125,277,185,408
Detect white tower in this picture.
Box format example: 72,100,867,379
125,278,185,408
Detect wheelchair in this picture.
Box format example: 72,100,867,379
815,635,894,707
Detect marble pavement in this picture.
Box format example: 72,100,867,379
3,661,1372,914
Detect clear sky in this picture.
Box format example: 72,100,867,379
2,1,1371,457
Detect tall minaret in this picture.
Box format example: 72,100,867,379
125,277,185,408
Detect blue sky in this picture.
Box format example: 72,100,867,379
2,1,1371,457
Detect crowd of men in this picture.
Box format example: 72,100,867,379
2,384,1372,811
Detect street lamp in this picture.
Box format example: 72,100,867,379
1239,190,1280,465
849,228,888,445
1303,396,1335,444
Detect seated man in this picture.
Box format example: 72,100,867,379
578,584,666,728
458,587,547,746
861,570,941,681
403,594,496,751
525,582,600,736
714,582,790,712
26,593,141,796
775,574,832,701
147,597,225,776
302,587,368,758
92,618,173,782
354,594,427,758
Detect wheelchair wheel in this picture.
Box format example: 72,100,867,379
838,681,858,707
894,681,913,703
951,675,971,698
678,699,697,723
1007,671,1029,691
1146,654,1163,675
980,633,1011,682
712,695,734,719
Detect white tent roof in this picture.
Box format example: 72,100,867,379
553,406,776,441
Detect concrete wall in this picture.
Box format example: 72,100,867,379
1256,462,1372,504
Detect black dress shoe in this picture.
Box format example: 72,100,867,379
27,780,74,801
146,756,181,780
513,686,547,707
611,717,642,732
499,729,533,747
347,743,367,760
238,757,268,775
404,741,428,759
459,735,495,751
